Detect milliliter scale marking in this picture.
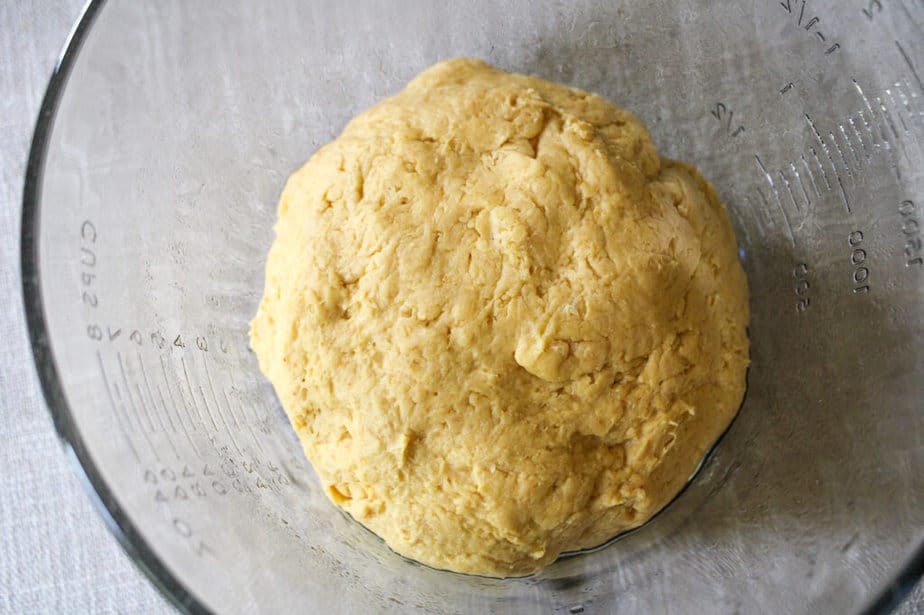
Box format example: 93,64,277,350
82,239,299,551
729,30,924,314
96,341,282,469
94,341,299,534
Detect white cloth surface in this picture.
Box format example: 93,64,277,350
0,3,920,614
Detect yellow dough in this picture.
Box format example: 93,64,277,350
251,58,749,577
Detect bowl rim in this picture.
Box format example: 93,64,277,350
19,1,924,613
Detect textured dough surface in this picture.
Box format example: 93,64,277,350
251,58,749,577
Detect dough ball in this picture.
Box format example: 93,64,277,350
251,58,749,577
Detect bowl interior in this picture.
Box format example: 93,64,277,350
25,1,924,613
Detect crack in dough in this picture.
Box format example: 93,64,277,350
251,58,749,577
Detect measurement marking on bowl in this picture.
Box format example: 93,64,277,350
800,154,822,197
96,350,140,462
132,383,156,433
117,351,154,433
754,157,797,247
235,380,264,423
179,355,210,432
885,89,909,132
109,381,136,433
213,393,244,456
234,392,270,438
147,362,196,462
738,73,924,252
140,355,177,434
196,384,218,440
161,384,202,459
112,363,159,460
896,40,924,94
727,207,753,245
827,131,852,178
778,169,802,214
710,102,745,138
133,353,179,459
903,79,923,115
743,196,769,238
807,145,832,192
241,373,275,424
805,114,851,213
225,389,267,455
126,351,186,460
213,376,242,432
136,380,180,461
204,356,256,456
158,358,188,435
754,189,774,232
875,96,902,141
847,230,872,294
793,262,812,312
853,80,889,148
855,109,877,151
194,384,219,433
839,125,862,170
202,356,236,430
230,381,260,424
787,162,811,210
898,199,924,267
847,117,870,161
881,90,923,171
156,381,202,459
160,354,199,439
224,342,271,423
197,384,240,456
894,82,924,160
777,0,841,55
896,83,915,118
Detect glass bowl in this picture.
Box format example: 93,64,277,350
23,1,924,612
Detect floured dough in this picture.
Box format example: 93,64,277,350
251,58,749,577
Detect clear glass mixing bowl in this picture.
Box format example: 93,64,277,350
22,1,924,613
